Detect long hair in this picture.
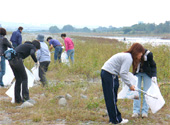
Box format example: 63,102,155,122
125,43,145,73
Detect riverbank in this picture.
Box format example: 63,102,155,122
0,34,170,124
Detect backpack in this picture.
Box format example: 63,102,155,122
4,48,17,60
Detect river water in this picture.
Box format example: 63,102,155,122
92,36,170,46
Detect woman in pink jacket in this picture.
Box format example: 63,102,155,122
61,33,74,63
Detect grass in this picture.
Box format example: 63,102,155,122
0,34,170,124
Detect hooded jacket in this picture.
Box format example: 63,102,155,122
137,49,157,78
37,41,51,62
15,41,37,62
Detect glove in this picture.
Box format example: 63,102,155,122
34,62,39,68
0,56,1,62
152,77,157,84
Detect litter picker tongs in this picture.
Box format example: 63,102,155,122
135,88,158,99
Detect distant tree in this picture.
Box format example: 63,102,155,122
123,27,132,34
82,27,91,32
95,26,108,32
49,26,60,33
62,25,75,32
145,23,156,33
92,29,96,32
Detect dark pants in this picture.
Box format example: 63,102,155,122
9,57,29,103
39,61,50,86
101,70,122,124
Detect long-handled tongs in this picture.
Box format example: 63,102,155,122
135,88,158,99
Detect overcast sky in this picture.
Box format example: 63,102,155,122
1,0,170,28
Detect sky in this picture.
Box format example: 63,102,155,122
1,0,170,28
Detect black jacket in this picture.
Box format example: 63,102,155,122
138,49,157,78
0,35,13,55
15,41,37,63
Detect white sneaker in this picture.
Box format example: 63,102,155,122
132,113,139,118
142,113,148,118
119,118,129,124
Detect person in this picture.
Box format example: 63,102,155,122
101,43,145,124
132,49,157,118
0,28,13,87
61,33,74,63
46,37,63,63
10,26,23,48
36,34,51,86
9,40,40,103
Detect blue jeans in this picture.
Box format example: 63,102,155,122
54,46,63,63
67,49,74,63
0,56,6,85
133,73,151,114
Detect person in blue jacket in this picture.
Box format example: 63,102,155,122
10,27,23,48
36,34,51,86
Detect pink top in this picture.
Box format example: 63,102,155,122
64,37,74,51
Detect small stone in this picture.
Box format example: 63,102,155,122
16,101,34,108
80,94,87,99
26,99,36,104
65,94,72,100
40,94,45,97
166,114,170,119
58,98,67,106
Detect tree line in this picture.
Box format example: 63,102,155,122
49,21,170,34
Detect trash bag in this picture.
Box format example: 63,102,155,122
61,51,69,65
145,81,165,114
118,72,139,99
3,60,14,86
31,66,40,81
5,67,35,103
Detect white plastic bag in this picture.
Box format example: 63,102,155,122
61,51,70,65
3,60,15,86
118,72,139,99
5,67,35,103
31,66,40,81
145,81,165,114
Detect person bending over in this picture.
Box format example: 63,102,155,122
101,43,145,124
9,40,40,103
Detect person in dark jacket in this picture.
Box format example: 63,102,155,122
10,26,23,48
9,40,40,103
132,49,157,118
0,28,13,87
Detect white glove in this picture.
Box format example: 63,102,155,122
152,77,157,84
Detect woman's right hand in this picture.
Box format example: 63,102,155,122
130,85,135,91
